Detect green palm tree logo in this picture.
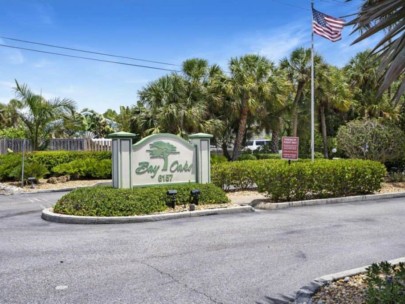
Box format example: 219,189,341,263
147,141,179,171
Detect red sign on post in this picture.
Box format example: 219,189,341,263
282,137,299,160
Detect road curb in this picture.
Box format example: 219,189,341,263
252,191,405,210
293,257,405,304
41,205,255,224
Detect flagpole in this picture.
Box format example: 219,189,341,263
311,0,315,162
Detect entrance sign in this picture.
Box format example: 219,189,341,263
108,132,213,188
282,136,299,160
133,134,196,186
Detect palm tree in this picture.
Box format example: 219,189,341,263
136,59,224,138
13,80,76,150
347,0,404,101
316,65,352,158
257,67,292,153
280,48,321,137
345,51,397,119
227,54,273,160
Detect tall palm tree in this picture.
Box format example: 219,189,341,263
13,80,76,150
345,51,397,119
347,0,404,100
257,67,292,153
280,48,321,137
316,65,352,158
135,59,224,139
227,54,273,160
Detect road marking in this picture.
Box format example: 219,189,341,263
55,285,68,290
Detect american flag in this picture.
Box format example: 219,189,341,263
312,8,345,42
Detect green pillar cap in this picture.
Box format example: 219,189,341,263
189,133,213,139
107,131,137,139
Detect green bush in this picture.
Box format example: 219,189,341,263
255,153,281,160
212,159,386,201
236,154,257,161
31,151,111,173
211,154,228,165
10,162,49,182
53,183,229,216
0,151,112,181
53,158,111,179
212,160,262,190
365,261,405,304
0,153,22,181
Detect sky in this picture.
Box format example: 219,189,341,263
0,0,378,113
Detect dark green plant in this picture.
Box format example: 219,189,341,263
54,183,229,216
236,154,257,161
10,161,49,183
211,154,228,165
365,261,405,304
387,172,405,183
0,153,21,181
212,159,386,201
337,119,405,163
255,153,281,160
53,158,111,179
0,151,112,181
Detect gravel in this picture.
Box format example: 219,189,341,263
311,274,367,304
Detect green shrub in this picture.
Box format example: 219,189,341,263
0,153,22,181
212,159,386,201
53,158,111,179
53,183,229,216
212,160,263,190
9,162,49,182
236,154,257,161
255,153,281,160
365,261,405,304
211,154,228,165
31,151,111,173
0,151,111,181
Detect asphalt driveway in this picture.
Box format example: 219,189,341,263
0,192,404,303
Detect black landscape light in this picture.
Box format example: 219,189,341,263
166,190,177,209
27,177,36,189
190,189,200,206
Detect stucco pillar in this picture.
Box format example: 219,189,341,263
107,132,137,189
189,133,213,183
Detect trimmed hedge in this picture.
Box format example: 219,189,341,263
0,151,111,181
212,159,386,201
53,183,229,216
53,158,112,179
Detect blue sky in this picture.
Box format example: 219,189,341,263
0,0,378,113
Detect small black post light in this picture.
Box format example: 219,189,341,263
166,190,177,209
190,189,200,206
27,177,36,189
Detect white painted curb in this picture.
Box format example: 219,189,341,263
253,191,405,210
41,205,254,224
293,257,405,304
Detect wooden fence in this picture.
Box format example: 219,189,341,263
0,138,112,154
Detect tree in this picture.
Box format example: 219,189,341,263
13,80,76,150
227,54,273,160
347,0,405,101
135,59,224,138
257,67,292,153
146,141,179,171
316,65,352,158
345,51,398,119
336,118,405,162
280,48,319,137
